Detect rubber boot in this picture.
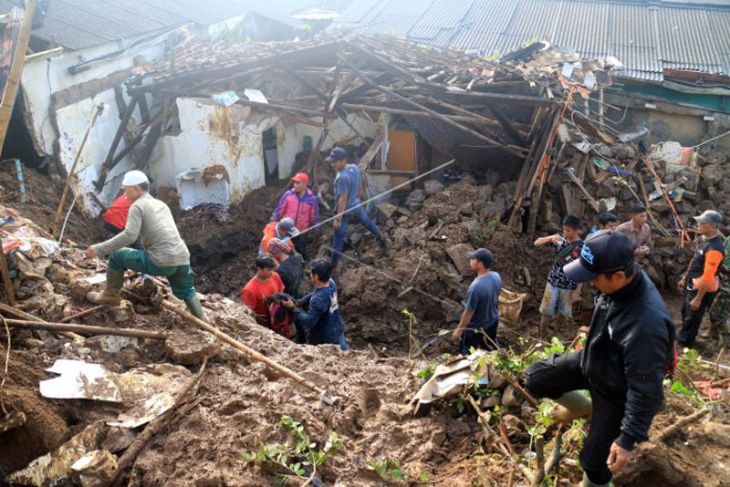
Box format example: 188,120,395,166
582,472,611,487
86,269,124,305
552,390,592,423
184,295,206,320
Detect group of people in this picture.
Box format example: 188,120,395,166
86,162,725,487
242,147,388,349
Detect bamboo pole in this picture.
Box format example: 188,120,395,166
4,318,168,340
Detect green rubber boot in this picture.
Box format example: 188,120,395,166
582,472,611,486
87,268,124,305
184,295,206,320
552,390,592,423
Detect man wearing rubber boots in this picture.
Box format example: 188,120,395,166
84,170,205,319
524,231,674,487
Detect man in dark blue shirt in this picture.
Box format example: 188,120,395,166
452,248,502,354
283,259,349,350
327,147,386,267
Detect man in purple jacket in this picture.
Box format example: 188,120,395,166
271,172,319,260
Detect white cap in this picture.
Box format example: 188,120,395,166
121,170,149,187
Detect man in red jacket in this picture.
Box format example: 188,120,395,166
271,172,319,259
102,193,142,249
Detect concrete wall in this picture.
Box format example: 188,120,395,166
19,32,173,213
147,97,378,208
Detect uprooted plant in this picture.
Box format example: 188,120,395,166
243,415,343,485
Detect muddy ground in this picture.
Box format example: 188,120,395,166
0,168,728,486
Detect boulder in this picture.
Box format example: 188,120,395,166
446,243,475,276
423,179,445,196
376,202,398,221
406,189,426,211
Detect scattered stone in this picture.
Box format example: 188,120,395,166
446,243,475,276
406,189,426,211
501,385,523,408
481,393,501,409
377,202,398,221
111,301,136,324
487,370,507,390
502,414,522,437
701,164,723,186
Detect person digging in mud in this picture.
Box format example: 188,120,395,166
241,255,284,329
534,215,584,338
282,259,349,350
328,147,386,267
271,172,319,260
259,217,298,257
84,170,205,319
268,238,304,299
616,204,652,259
451,248,502,354
525,230,675,487
678,210,725,348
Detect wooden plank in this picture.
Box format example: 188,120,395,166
0,0,37,153
337,53,525,158
488,103,528,146
0,237,16,305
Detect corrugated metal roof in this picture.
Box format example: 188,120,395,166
330,0,730,81
0,0,344,50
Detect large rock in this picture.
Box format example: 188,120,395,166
376,202,398,221
701,164,724,186
423,179,445,196
406,189,426,211
446,243,475,276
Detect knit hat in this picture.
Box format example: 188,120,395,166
267,238,292,256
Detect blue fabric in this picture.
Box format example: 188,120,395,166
331,206,383,266
294,279,347,349
334,164,361,210
464,272,502,330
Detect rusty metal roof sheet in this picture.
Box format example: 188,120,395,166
330,0,730,81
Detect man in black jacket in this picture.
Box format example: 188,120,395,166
525,231,674,487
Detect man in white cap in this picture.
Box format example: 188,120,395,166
84,170,205,319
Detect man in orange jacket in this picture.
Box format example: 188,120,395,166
259,217,298,257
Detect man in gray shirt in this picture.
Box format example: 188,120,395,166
84,170,205,319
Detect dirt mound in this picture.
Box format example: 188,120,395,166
177,182,288,297
0,164,105,246
0,350,70,474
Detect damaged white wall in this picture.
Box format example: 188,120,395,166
147,96,378,209
19,33,177,214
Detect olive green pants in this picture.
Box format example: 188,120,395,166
108,248,197,300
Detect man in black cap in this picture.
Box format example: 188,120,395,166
327,147,386,267
452,248,502,354
678,210,725,348
524,231,674,487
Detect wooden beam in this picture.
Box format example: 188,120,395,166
336,53,525,158
0,237,16,305
4,318,169,340
100,95,139,176
342,102,489,123
488,103,528,146
0,0,37,154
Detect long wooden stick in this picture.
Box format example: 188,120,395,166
52,104,104,238
0,302,83,342
161,299,332,399
655,408,709,442
59,305,105,323
4,318,168,340
110,359,207,487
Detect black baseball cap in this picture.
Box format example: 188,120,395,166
325,147,348,162
468,248,494,268
563,230,635,282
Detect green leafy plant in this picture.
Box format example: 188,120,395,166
670,379,704,406
367,458,407,484
416,363,436,380
418,471,431,483
677,348,701,374
243,416,342,483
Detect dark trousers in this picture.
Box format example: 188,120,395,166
331,206,383,267
292,233,311,261
103,222,143,250
679,288,717,348
525,352,624,485
458,326,497,355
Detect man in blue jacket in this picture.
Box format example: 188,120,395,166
525,231,674,487
282,259,349,350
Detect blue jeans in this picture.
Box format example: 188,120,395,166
331,206,383,266
337,333,350,351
